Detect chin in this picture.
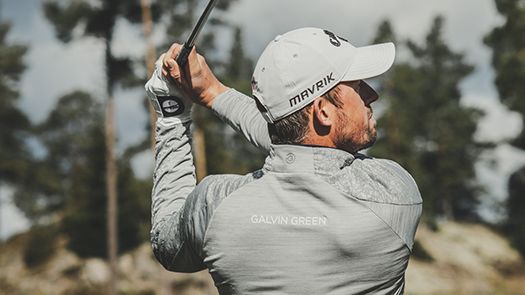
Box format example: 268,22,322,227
335,128,377,153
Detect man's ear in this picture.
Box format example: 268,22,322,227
313,97,334,127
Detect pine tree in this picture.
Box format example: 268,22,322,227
369,17,486,221
43,2,146,289
222,26,264,173
226,26,252,82
14,92,101,222
12,92,148,256
0,22,30,185
0,22,31,241
372,20,397,45
485,0,525,256
507,168,525,255
192,24,265,177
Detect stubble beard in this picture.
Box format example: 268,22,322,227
335,111,377,154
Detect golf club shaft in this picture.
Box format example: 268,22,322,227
176,0,219,67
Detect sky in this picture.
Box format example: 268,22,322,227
1,0,525,239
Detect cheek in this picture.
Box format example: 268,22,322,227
345,100,367,122
339,107,363,128
357,108,369,126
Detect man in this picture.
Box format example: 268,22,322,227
146,27,422,294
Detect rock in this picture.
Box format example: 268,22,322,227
405,221,524,294
81,258,110,286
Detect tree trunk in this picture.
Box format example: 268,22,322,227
140,0,158,151
105,96,118,295
194,127,207,182
104,35,118,295
140,2,171,294
0,186,3,243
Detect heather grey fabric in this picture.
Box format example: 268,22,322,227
150,87,422,295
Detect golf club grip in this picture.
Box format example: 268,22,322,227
176,44,193,68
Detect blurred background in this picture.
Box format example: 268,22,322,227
0,0,524,294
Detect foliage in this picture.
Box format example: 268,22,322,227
23,225,59,268
224,26,254,82
506,167,525,256
484,0,525,150
159,0,237,46
24,92,148,257
372,19,397,45
12,92,148,257
485,0,525,256
369,17,487,221
196,25,265,176
43,0,150,92
14,92,102,221
411,240,434,262
41,0,157,259
0,22,31,186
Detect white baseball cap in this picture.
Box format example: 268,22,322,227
251,27,396,123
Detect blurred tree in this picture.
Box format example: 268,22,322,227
485,0,525,256
507,167,525,256
14,92,149,257
0,22,30,240
372,19,398,45
225,26,253,83
43,1,144,290
369,17,487,221
61,121,149,258
0,22,30,186
485,0,525,149
193,25,265,176
14,92,101,221
220,26,265,173
140,0,158,150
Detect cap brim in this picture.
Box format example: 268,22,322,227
343,42,395,81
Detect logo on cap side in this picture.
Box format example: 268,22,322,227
289,72,335,108
324,30,349,47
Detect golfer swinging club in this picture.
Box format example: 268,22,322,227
146,27,422,294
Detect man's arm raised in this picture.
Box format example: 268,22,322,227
146,54,205,272
163,43,271,151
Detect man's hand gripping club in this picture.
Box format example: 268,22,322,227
161,43,229,109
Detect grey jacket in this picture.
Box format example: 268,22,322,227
149,86,422,295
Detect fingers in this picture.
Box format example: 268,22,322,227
166,43,182,60
187,46,200,74
169,45,203,87
162,43,182,78
159,53,168,76
155,43,224,107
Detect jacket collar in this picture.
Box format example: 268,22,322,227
263,144,355,176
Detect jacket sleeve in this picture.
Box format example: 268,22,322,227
150,122,206,272
146,58,205,272
211,89,272,152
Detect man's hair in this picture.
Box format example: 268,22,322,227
267,86,344,145
268,104,312,145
